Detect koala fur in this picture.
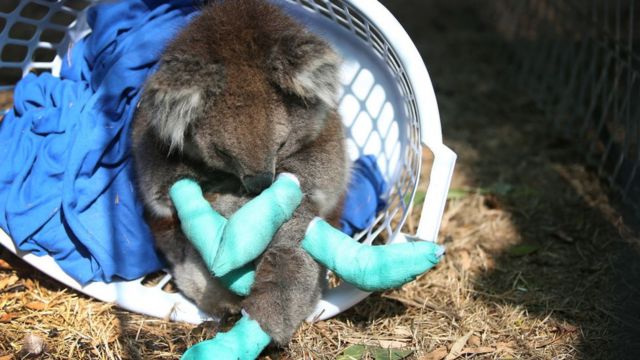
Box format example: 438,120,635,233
131,0,349,345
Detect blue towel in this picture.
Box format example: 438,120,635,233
0,0,387,285
0,0,198,284
340,155,388,236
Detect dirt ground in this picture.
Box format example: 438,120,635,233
1,0,639,359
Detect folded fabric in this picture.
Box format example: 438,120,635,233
0,0,198,284
340,155,388,235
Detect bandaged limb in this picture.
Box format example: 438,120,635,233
180,313,270,360
302,218,444,291
170,175,444,294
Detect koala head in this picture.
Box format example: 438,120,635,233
138,0,341,194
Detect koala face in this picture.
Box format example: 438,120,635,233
137,0,341,194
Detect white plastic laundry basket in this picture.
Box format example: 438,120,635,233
0,0,456,323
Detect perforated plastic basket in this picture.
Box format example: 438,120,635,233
0,0,456,323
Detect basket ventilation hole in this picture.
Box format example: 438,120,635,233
50,11,75,27
141,270,168,287
0,0,20,14
40,28,65,44
312,0,326,8
0,17,6,33
1,44,28,63
29,67,51,75
33,48,57,62
64,0,91,11
161,280,178,293
28,68,51,76
9,22,37,41
0,68,22,86
20,3,49,20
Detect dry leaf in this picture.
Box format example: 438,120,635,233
0,354,13,360
0,258,12,270
495,342,515,354
23,279,36,290
553,323,578,334
420,346,448,360
467,335,481,347
25,301,47,311
0,275,18,291
444,331,473,360
108,332,120,344
0,313,17,323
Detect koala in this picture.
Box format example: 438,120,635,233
131,0,349,345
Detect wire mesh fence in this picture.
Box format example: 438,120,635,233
493,0,640,217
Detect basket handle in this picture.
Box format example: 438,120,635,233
414,144,457,242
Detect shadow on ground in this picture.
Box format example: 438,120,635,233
381,0,640,358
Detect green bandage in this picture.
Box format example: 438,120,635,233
181,314,271,360
211,174,303,276
302,218,445,292
218,265,255,296
169,179,255,296
171,176,444,298
170,179,226,269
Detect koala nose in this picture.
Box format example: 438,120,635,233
242,172,275,194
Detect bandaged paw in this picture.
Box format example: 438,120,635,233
180,313,271,360
302,218,445,291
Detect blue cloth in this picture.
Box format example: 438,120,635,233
0,0,198,284
0,0,387,285
340,155,388,235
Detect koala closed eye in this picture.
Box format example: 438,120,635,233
215,148,233,162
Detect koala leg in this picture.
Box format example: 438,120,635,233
242,202,323,345
153,227,241,316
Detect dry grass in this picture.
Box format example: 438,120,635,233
1,0,640,359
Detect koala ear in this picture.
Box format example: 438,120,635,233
269,32,341,106
139,58,223,152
